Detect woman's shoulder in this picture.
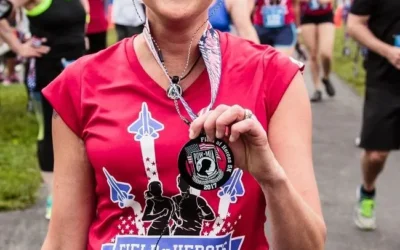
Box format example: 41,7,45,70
221,32,303,72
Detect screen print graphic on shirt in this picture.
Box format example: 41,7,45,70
102,102,246,250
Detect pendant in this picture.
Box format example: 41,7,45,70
178,134,234,191
167,84,183,100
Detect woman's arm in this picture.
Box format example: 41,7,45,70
227,0,260,44
264,72,326,249
41,114,96,250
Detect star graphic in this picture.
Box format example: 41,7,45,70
146,167,151,172
111,238,115,243
122,220,126,225
234,221,237,225
118,224,121,229
227,222,231,227
131,220,135,225
222,228,226,232
128,216,132,220
227,212,231,217
119,216,123,220
152,161,156,166
204,232,209,236
129,230,134,234
238,215,242,219
216,223,220,227
125,225,130,229
121,229,125,234
152,171,156,175
146,157,150,162
205,222,210,227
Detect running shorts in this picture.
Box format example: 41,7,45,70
301,12,334,25
254,23,297,48
359,86,400,151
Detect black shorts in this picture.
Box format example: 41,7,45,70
359,87,400,151
301,12,333,25
87,31,107,54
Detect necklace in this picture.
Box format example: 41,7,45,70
151,38,202,101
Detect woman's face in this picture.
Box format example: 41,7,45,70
143,0,213,22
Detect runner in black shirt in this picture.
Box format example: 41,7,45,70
348,0,400,231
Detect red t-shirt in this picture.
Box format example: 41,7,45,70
253,0,296,26
42,32,301,250
301,2,333,16
87,0,108,34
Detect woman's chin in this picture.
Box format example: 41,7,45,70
145,0,212,23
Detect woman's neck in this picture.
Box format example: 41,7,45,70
145,11,209,76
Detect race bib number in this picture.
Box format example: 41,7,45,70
262,5,285,28
394,35,400,47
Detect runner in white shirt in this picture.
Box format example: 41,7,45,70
112,0,145,41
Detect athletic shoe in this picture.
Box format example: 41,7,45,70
45,195,52,220
322,78,336,97
354,186,377,230
310,90,322,103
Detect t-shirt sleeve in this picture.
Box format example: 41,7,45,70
350,0,374,16
264,50,304,121
41,59,85,138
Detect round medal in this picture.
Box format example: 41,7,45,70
178,134,234,191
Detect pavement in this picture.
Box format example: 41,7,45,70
1,67,400,250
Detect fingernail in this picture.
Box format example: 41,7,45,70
216,131,222,139
189,129,194,139
229,135,235,142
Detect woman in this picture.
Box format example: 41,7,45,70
112,0,145,41
41,1,326,249
86,0,108,54
253,0,299,56
208,0,260,43
0,0,88,219
300,0,335,102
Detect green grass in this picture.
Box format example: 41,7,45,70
0,85,41,210
332,27,366,95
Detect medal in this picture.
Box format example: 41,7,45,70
143,19,235,191
178,134,234,191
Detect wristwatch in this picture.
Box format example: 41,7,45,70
0,0,13,20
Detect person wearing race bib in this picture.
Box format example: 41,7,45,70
0,0,87,220
253,0,299,56
300,0,335,102
208,0,259,43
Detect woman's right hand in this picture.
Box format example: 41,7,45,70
18,38,50,57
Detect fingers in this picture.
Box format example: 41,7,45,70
189,105,229,140
190,105,250,142
215,105,245,138
229,119,262,142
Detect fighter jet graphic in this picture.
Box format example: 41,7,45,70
103,168,135,208
127,103,164,141
218,169,244,203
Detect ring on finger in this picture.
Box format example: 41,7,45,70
243,109,253,120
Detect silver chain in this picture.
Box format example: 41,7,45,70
131,0,222,125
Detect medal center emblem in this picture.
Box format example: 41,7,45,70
178,135,234,191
